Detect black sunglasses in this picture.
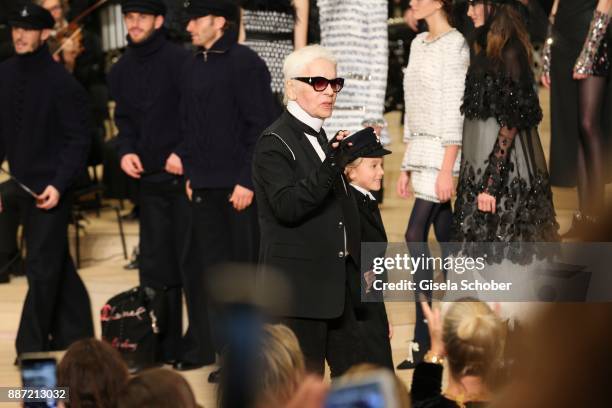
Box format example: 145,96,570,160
292,77,345,93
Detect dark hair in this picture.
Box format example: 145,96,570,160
474,2,532,65
57,338,129,408
439,0,455,26
117,368,199,408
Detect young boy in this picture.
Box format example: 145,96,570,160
344,127,393,369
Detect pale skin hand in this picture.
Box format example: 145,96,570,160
330,130,351,148
120,153,144,179
37,185,60,210
364,270,376,293
185,180,192,201
229,184,254,211
421,300,445,356
363,269,393,338
477,192,496,213
164,153,183,175
293,0,309,49
436,145,459,202
436,170,454,202
396,171,413,199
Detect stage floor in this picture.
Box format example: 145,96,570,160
0,90,603,406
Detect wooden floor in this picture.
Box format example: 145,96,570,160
0,89,595,407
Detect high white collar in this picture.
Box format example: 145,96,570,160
287,101,324,133
350,183,376,201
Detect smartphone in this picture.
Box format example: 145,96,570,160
20,356,58,408
324,369,399,408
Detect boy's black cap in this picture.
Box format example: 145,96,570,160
345,127,391,158
121,0,167,16
8,2,55,30
183,0,238,22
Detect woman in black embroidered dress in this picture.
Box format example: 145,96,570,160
451,0,559,244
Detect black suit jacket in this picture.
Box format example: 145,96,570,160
349,186,388,304
252,110,360,319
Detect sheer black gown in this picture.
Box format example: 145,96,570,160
452,39,560,243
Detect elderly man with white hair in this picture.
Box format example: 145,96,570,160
253,45,367,377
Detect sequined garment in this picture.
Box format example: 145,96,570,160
574,10,611,76
452,40,560,244
242,1,295,95
317,0,390,144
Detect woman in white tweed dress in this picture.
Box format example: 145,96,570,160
395,0,469,370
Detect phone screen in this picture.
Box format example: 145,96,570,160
20,358,57,408
325,381,386,408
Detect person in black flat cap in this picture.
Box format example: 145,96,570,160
107,0,192,368
177,0,277,374
342,127,394,370
0,1,94,360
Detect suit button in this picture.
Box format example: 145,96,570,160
338,251,344,258
195,196,203,204
338,221,343,228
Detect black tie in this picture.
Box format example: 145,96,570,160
316,128,329,154
366,195,378,212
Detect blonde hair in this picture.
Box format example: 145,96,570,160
443,300,506,387
342,364,411,408
255,324,306,407
343,157,364,182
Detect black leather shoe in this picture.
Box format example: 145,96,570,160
208,368,222,383
173,361,205,371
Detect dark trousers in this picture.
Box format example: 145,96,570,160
0,181,94,354
282,281,367,378
183,188,259,364
139,177,191,362
0,181,21,277
346,259,394,370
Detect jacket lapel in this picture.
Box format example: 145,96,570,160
282,111,324,167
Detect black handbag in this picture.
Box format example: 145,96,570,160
100,286,166,372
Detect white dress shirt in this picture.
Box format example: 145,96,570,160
350,183,376,201
287,101,326,162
